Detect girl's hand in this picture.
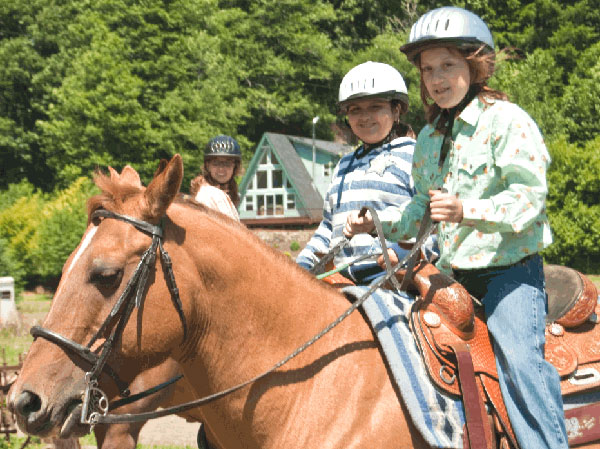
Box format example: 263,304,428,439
344,210,375,237
429,190,463,223
377,249,399,268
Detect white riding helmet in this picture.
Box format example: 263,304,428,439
401,7,494,64
338,61,408,111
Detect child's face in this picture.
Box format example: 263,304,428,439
206,157,236,184
420,47,471,110
346,98,398,144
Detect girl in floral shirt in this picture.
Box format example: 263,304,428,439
344,7,567,448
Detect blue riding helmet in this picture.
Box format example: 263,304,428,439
205,135,241,158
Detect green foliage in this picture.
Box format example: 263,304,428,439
0,191,45,285
543,136,600,273
289,240,300,251
0,0,598,278
0,179,35,211
491,49,568,141
0,178,97,285
562,41,600,143
31,177,97,279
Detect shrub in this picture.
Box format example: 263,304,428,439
31,177,97,280
543,136,600,273
289,240,300,252
0,191,45,283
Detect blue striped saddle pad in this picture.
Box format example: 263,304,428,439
343,285,466,448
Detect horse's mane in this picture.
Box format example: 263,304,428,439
87,169,145,222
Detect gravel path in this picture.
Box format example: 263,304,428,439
137,415,199,448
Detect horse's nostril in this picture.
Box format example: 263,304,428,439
15,391,42,417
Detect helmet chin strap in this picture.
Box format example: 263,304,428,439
441,84,481,130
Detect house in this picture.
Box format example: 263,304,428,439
238,132,353,227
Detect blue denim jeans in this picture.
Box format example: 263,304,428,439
454,255,568,448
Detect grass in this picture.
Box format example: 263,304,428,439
15,293,52,315
589,274,600,291
0,329,31,366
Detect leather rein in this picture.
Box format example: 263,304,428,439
30,207,427,426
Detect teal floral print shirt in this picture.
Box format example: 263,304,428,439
380,97,553,274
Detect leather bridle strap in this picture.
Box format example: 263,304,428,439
30,325,129,394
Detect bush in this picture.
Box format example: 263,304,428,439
543,137,600,273
31,177,97,280
0,191,45,284
289,240,300,252
0,237,25,292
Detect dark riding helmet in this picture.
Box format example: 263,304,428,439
204,135,241,159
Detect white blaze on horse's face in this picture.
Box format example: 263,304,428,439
53,224,98,300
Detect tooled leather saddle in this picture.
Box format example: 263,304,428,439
404,261,600,449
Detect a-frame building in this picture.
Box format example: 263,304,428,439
239,132,353,227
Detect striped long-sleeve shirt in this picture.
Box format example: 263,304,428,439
296,136,418,283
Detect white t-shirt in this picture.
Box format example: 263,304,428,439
194,185,240,221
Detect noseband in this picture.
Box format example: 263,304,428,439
31,209,187,425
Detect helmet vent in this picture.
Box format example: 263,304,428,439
445,19,450,30
372,78,375,88
435,20,439,31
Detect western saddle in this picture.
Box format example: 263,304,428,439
404,261,600,449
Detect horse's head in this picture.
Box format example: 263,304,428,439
8,155,187,438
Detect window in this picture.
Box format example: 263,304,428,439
275,194,284,215
272,170,283,188
287,193,295,209
266,195,274,215
256,171,267,189
245,196,253,211
257,195,266,215
259,151,269,165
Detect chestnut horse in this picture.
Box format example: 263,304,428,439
7,154,428,448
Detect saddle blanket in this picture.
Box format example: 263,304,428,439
343,285,466,448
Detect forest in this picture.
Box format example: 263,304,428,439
1,0,599,288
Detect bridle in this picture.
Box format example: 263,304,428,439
31,208,187,425
29,206,430,427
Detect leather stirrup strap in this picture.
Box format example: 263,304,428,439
450,342,494,449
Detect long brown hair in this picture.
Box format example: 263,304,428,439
190,157,242,206
417,45,508,129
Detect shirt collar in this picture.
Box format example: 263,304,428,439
458,96,489,128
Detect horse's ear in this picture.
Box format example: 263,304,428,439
108,166,120,181
121,165,142,187
144,154,183,219
153,159,169,178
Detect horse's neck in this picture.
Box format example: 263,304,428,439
173,213,374,445
181,224,355,375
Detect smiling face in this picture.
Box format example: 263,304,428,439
206,157,236,184
420,47,471,109
346,98,399,144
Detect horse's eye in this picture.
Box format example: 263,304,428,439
90,267,123,289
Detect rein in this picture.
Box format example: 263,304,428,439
32,206,429,427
